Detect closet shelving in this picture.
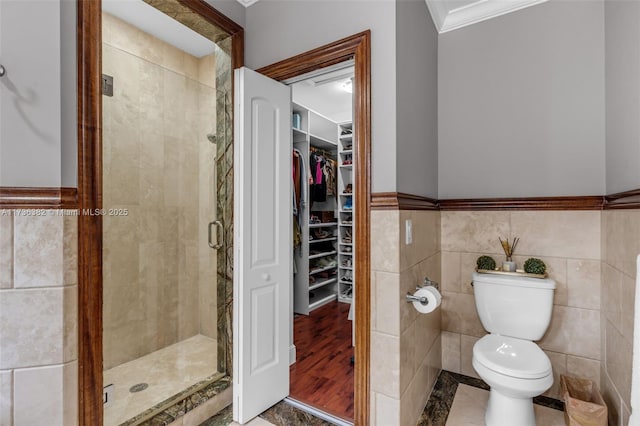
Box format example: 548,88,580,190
293,102,340,314
337,121,355,304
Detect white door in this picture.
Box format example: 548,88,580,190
233,67,292,424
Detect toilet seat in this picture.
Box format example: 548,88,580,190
474,335,551,379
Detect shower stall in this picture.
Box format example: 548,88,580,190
100,2,235,424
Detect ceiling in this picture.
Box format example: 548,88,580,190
292,67,354,124
103,0,216,57
235,0,550,33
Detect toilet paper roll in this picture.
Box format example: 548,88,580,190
412,286,442,314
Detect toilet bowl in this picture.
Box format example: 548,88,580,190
471,272,556,426
473,334,553,426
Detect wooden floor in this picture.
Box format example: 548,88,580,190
290,300,354,422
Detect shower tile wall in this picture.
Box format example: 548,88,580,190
600,209,640,425
440,211,602,400
102,13,217,369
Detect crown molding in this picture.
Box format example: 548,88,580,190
235,0,260,7
426,0,549,34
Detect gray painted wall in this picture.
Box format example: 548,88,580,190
1,0,64,187
205,0,246,28
438,0,606,199
605,0,640,194
245,0,398,194
396,0,438,199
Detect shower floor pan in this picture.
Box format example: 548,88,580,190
104,334,223,426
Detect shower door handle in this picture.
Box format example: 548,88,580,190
208,220,223,250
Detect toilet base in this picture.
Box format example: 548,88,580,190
485,389,535,426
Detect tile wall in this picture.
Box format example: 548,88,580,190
0,212,78,425
600,209,640,425
370,210,442,426
440,211,602,400
102,13,218,369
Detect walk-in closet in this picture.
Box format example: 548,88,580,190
288,63,356,423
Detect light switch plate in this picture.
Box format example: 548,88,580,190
405,219,413,245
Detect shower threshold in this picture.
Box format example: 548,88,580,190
104,335,225,426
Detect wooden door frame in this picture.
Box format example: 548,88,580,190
76,1,243,424
257,31,372,426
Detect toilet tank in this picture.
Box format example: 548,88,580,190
472,272,556,341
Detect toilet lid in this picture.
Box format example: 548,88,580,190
474,335,552,379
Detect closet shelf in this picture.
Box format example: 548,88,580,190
309,293,337,311
340,242,353,246
339,165,353,169
340,223,353,227
309,250,337,259
309,265,337,275
339,252,353,256
340,266,353,270
310,237,337,244
340,150,353,155
340,192,353,196
339,280,353,285
309,222,337,228
339,134,353,140
309,277,337,291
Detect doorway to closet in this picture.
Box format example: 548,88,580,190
288,63,356,424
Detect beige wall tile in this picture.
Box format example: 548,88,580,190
401,359,429,426
0,215,13,289
601,262,622,328
459,252,481,296
441,291,486,337
510,211,600,260
539,305,600,360
63,362,78,426
512,255,567,305
621,272,636,340
460,334,480,379
371,331,400,398
414,307,441,372
183,387,231,426
400,324,416,396
441,251,461,293
0,288,64,369
601,369,621,426
14,365,64,426
441,211,510,254
441,331,461,373
14,215,63,288
371,210,400,273
566,355,600,388
375,392,400,426
400,211,439,271
542,351,566,399
605,320,632,407
63,286,78,363
0,370,12,426
374,272,400,336
566,259,600,310
426,337,442,391
62,215,77,286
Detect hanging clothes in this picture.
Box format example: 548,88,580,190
324,158,337,196
310,151,327,203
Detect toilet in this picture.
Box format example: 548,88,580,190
471,272,556,426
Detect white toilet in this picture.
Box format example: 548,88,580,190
471,272,556,426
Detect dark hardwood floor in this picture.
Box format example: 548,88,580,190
290,300,354,422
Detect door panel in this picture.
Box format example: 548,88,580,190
233,67,292,424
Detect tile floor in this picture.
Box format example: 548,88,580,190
446,384,565,426
104,334,219,425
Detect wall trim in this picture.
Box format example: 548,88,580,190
438,196,604,211
604,188,640,210
370,192,438,210
371,193,610,211
0,187,78,209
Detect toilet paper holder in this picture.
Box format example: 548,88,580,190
405,277,439,305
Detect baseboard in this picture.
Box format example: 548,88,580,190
289,344,296,366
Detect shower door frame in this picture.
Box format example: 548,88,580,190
76,1,244,424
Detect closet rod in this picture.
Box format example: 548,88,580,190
309,145,335,159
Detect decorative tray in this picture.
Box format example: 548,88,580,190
476,268,548,279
